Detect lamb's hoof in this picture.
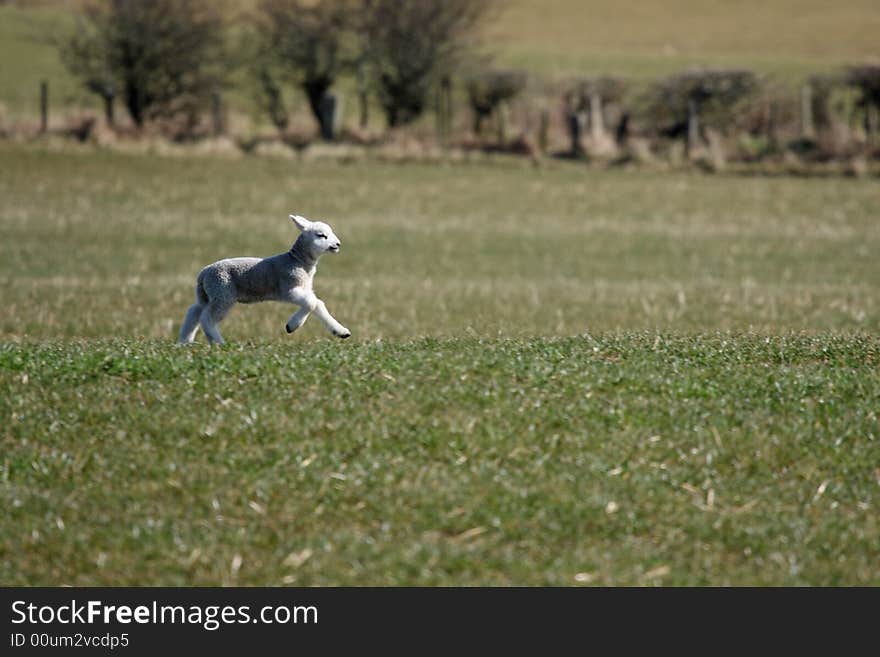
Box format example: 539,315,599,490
285,324,294,334
336,329,352,339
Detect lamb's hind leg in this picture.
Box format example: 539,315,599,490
200,301,232,345
178,303,204,344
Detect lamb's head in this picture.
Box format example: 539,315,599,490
290,214,342,256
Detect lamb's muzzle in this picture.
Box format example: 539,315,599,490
177,213,350,345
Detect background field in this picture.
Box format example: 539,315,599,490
1,144,879,585
2,0,879,116
491,0,880,79
2,145,879,339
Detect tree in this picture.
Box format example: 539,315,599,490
363,0,490,128
62,0,225,130
254,0,356,140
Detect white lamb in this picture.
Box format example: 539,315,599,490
178,214,351,344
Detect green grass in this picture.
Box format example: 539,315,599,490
1,143,879,584
491,0,880,79
0,5,89,119
2,335,878,585
2,144,879,340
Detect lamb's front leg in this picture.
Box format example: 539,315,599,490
312,297,351,338
285,306,311,334
287,291,350,338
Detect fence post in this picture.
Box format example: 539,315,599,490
589,91,604,142
538,107,549,153
800,83,814,138
104,94,115,127
767,99,779,149
444,76,453,147
40,80,48,134
867,103,878,146
211,90,225,136
565,91,585,157
357,61,369,130
317,93,337,141
496,100,508,145
436,76,452,147
686,98,700,155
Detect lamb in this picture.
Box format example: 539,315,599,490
178,214,351,345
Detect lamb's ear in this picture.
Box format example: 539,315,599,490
290,214,312,232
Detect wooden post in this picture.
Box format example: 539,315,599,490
436,76,452,147
357,61,369,129
567,110,586,157
565,91,585,157
435,87,443,144
589,91,604,142
800,83,814,138
496,101,508,145
538,107,549,153
443,76,452,148
615,112,630,146
334,92,344,137
686,98,700,155
211,91,225,136
317,93,337,141
867,103,878,146
40,80,48,134
767,99,778,149
104,94,115,127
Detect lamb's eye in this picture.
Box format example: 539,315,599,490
316,233,327,239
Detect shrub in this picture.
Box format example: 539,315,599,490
61,0,226,130
646,69,758,142
847,64,880,146
466,68,527,135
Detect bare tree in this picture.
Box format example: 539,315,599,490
61,0,226,131
254,0,356,140
363,0,490,128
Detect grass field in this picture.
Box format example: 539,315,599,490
3,335,878,585
0,5,85,118
2,144,879,339
1,144,879,585
491,0,880,79
1,1,878,117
